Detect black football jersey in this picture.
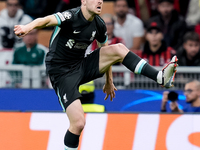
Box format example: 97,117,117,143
45,7,108,74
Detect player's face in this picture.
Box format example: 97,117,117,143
6,0,19,18
158,2,173,17
146,29,163,46
114,0,128,18
84,0,103,15
184,82,200,103
184,40,200,59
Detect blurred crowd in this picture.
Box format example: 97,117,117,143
0,0,200,66
0,0,200,88
0,0,199,112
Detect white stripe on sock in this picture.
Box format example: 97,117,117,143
65,145,78,150
134,59,147,74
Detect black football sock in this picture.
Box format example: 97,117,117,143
122,51,159,82
64,130,80,149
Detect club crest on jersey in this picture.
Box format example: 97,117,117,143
90,31,96,41
63,11,72,19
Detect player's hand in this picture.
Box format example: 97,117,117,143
14,25,30,37
103,82,117,101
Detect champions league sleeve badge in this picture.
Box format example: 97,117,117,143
63,11,72,19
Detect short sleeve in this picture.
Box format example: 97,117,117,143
54,11,73,26
96,19,108,44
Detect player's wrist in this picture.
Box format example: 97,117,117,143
105,77,113,84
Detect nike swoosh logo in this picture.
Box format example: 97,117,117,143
73,30,81,34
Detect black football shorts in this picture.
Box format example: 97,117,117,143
49,48,104,111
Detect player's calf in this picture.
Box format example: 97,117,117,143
122,51,159,81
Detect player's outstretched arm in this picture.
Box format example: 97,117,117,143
14,15,58,37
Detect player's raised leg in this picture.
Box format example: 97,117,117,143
99,43,178,88
64,100,85,150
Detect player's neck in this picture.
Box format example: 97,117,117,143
81,6,96,22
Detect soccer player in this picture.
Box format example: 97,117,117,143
14,0,178,149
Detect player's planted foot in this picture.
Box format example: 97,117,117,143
157,56,178,88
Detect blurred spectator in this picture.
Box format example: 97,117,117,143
161,79,200,112
19,0,48,19
136,22,173,66
185,0,200,27
135,0,153,22
12,29,47,65
12,29,47,88
146,0,187,50
126,0,188,22
0,0,32,49
176,32,200,66
113,0,144,50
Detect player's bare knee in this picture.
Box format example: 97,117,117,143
116,43,125,48
110,43,129,62
113,43,128,56
118,43,129,52
74,118,86,131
